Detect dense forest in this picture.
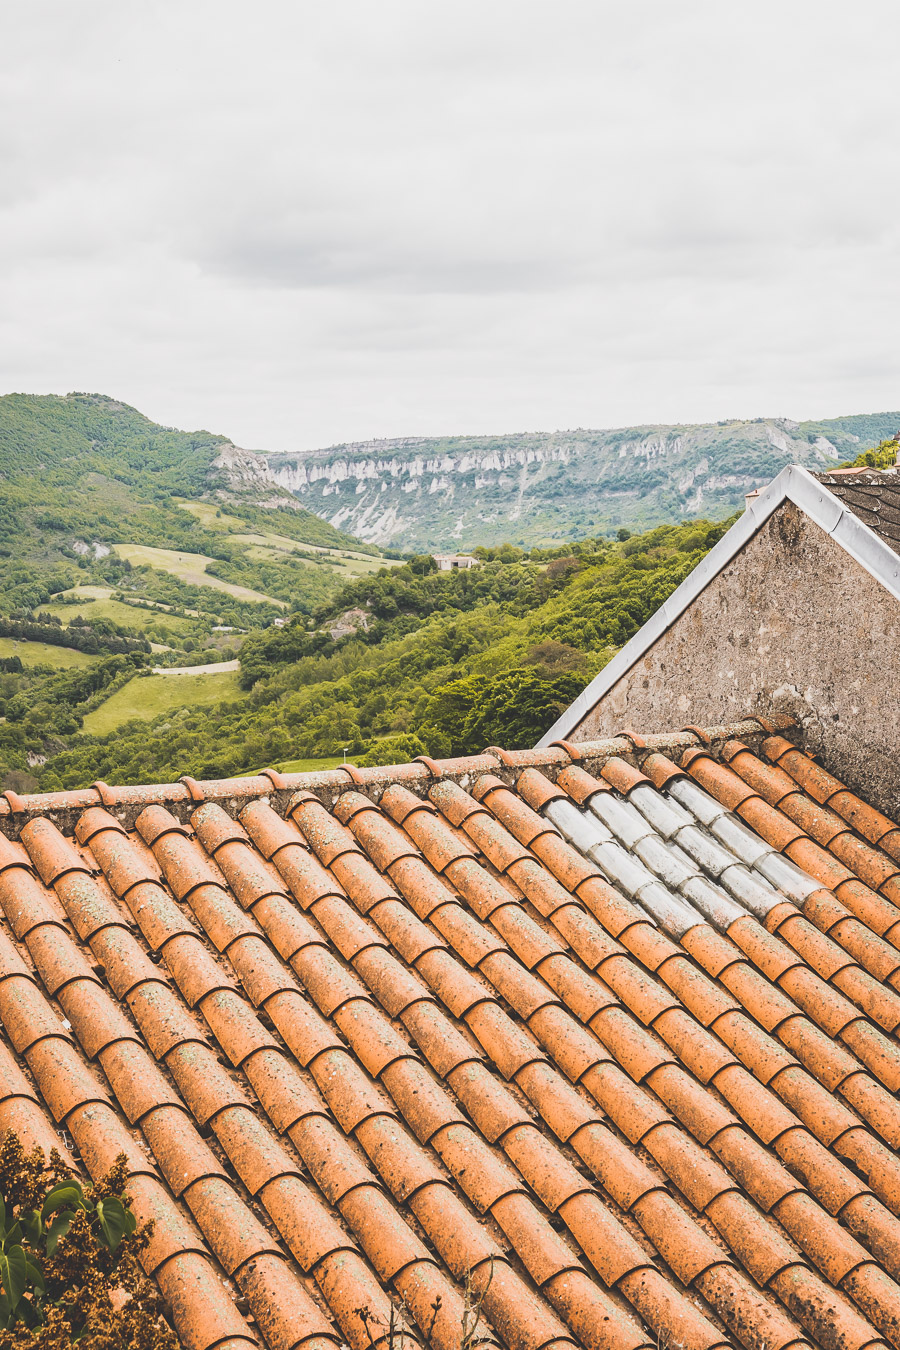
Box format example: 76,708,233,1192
36,516,732,788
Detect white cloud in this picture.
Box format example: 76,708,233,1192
0,0,898,450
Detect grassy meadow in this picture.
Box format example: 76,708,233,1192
266,755,347,774
42,587,197,635
82,668,243,735
0,637,99,668
112,544,287,607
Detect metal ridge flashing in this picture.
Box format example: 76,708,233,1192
536,464,900,748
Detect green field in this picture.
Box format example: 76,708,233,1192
231,532,390,576
43,587,196,635
82,669,243,736
0,637,99,669
267,755,347,774
176,500,391,576
112,543,287,607
54,585,111,601
175,501,247,533
178,501,378,559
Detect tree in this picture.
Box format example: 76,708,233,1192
840,437,898,470
425,668,586,754
357,733,427,766
407,554,437,575
522,640,586,676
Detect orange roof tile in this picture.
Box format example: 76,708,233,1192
5,717,900,1349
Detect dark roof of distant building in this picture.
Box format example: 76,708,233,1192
3,716,900,1350
818,466,900,557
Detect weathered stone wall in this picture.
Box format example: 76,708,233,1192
573,502,900,817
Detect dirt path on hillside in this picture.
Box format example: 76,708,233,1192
151,659,240,675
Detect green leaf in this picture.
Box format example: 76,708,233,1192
40,1183,84,1222
96,1196,128,1252
22,1259,43,1296
0,1245,28,1312
0,1193,6,1237
44,1212,74,1257
14,1293,42,1330
19,1210,40,1246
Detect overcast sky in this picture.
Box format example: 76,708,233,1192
1,2,898,451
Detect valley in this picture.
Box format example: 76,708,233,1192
0,390,893,793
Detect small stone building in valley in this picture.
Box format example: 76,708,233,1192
433,553,480,571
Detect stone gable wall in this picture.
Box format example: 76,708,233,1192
573,502,900,817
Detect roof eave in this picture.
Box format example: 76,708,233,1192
537,463,900,747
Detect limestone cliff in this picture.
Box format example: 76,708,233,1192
217,412,900,551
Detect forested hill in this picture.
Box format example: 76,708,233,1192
0,392,386,794
0,391,377,615
0,391,225,490
245,410,900,550
0,391,363,549
41,516,732,788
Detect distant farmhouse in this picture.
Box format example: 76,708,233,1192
433,552,480,571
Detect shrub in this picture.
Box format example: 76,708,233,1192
424,668,586,754
356,733,428,767
0,1133,177,1349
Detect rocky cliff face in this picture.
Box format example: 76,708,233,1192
215,413,900,551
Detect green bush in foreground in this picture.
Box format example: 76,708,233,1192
0,1133,176,1349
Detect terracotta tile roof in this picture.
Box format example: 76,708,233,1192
817,466,900,556
5,716,900,1350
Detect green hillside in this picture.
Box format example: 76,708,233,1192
0,392,385,648
0,390,377,616
0,391,394,789
37,516,731,789
3,391,897,794
0,391,221,491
